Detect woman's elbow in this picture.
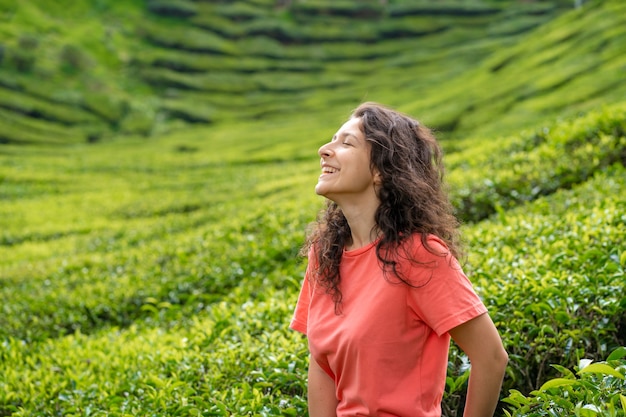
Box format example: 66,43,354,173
494,345,509,371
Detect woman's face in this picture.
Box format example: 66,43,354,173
315,117,379,204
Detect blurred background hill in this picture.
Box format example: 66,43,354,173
1,0,624,145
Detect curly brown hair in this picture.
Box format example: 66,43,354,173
303,102,463,311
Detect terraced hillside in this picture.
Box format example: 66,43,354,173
1,1,625,416
2,0,612,145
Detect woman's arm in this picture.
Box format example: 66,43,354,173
449,313,508,417
308,355,338,417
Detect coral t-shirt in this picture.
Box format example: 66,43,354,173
290,234,487,417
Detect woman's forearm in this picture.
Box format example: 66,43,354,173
449,313,508,417
463,356,508,417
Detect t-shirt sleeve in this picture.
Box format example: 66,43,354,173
290,273,311,335
406,236,487,337
290,249,315,335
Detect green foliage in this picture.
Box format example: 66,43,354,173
289,0,385,19
442,162,626,415
1,0,626,416
0,294,309,416
146,0,198,18
0,0,606,144
0,85,102,126
82,92,128,126
503,347,626,416
0,108,85,144
447,103,626,222
0,124,317,414
1,100,625,415
3,34,39,72
138,19,237,55
58,43,93,74
388,1,500,17
160,98,215,124
404,0,626,138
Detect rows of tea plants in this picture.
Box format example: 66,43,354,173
0,127,319,414
0,285,310,416
446,102,626,222
403,0,626,138
0,153,318,342
1,158,623,415
1,102,625,415
3,102,623,345
5,0,623,145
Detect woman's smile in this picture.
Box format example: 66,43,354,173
320,163,339,176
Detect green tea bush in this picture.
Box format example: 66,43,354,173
213,2,267,21
289,0,384,19
503,347,626,416
140,67,255,94
82,92,128,125
0,289,309,416
3,35,38,72
442,164,626,416
2,103,625,415
0,109,85,145
146,0,197,18
487,15,552,37
118,103,155,136
2,0,618,142
388,1,500,17
0,85,102,126
405,0,626,138
190,10,247,39
138,20,237,55
460,164,626,394
136,47,279,73
253,18,379,44
378,16,448,38
160,99,215,124
0,147,315,342
2,1,626,415
58,43,92,74
236,36,288,59
253,71,352,93
447,103,626,222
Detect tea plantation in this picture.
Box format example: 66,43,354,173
1,0,625,416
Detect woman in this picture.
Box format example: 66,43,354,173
290,102,508,417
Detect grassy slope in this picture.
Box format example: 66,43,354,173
1,0,625,415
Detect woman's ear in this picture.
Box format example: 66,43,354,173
373,170,382,185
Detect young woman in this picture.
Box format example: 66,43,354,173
290,102,508,417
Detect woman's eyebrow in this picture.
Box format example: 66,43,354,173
328,131,359,143
339,132,359,140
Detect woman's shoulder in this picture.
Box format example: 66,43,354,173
404,233,451,257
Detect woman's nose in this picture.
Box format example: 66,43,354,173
318,142,333,157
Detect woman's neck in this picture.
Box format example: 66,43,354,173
339,200,380,251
